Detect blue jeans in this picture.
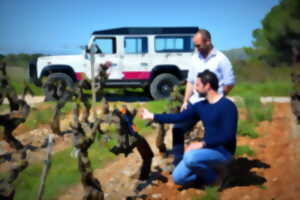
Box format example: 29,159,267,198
172,146,232,186
172,103,198,165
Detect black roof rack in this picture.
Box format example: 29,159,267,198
92,27,199,35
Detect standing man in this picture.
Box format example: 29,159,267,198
172,29,235,166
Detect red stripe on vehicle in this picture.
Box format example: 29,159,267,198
75,72,85,80
122,71,150,80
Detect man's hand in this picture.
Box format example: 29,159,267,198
180,102,188,112
181,82,193,111
185,141,205,152
139,108,154,120
223,85,234,96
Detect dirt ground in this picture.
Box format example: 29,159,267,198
1,102,300,200
57,103,300,200
218,103,300,200
0,102,77,171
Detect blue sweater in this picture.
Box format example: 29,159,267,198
154,97,238,155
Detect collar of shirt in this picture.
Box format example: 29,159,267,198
198,48,217,60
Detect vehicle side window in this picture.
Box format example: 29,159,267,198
94,37,116,54
124,37,148,54
155,36,193,53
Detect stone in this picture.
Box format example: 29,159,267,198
151,193,162,199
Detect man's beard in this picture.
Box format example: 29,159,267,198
198,45,212,58
198,91,207,98
199,48,209,55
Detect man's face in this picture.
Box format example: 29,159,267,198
193,33,211,53
195,78,209,97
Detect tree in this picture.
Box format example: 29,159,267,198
247,0,300,65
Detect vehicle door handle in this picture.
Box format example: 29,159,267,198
141,62,148,66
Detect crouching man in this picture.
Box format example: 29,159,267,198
140,70,238,186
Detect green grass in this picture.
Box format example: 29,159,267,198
145,99,169,113
236,93,273,138
237,120,258,138
10,80,43,96
243,93,273,123
192,186,219,200
256,185,268,190
5,66,43,95
235,145,255,157
231,80,291,97
12,138,117,200
232,59,291,97
103,88,124,95
103,88,145,96
24,106,53,129
23,102,74,129
60,102,74,114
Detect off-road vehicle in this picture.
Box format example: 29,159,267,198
29,27,198,100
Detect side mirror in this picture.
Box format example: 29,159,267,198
83,44,99,59
80,45,89,52
81,45,90,59
86,46,91,53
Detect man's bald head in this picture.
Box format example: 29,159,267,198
193,29,213,56
194,29,211,41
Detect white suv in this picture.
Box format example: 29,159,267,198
29,27,198,100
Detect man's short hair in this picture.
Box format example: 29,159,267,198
197,70,219,91
197,29,211,41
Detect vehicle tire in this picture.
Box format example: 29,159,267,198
143,85,152,98
43,73,74,101
150,73,179,100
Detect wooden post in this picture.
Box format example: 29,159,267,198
90,44,97,121
37,134,54,200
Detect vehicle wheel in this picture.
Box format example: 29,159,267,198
150,73,179,100
143,85,152,98
43,73,74,101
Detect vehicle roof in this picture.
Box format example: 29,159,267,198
92,27,199,35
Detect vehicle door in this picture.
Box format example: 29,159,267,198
91,37,123,80
121,36,152,80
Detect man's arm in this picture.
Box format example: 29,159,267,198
224,85,234,96
183,57,197,111
220,55,235,96
181,82,194,111
140,104,199,124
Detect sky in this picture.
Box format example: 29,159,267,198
0,0,279,55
